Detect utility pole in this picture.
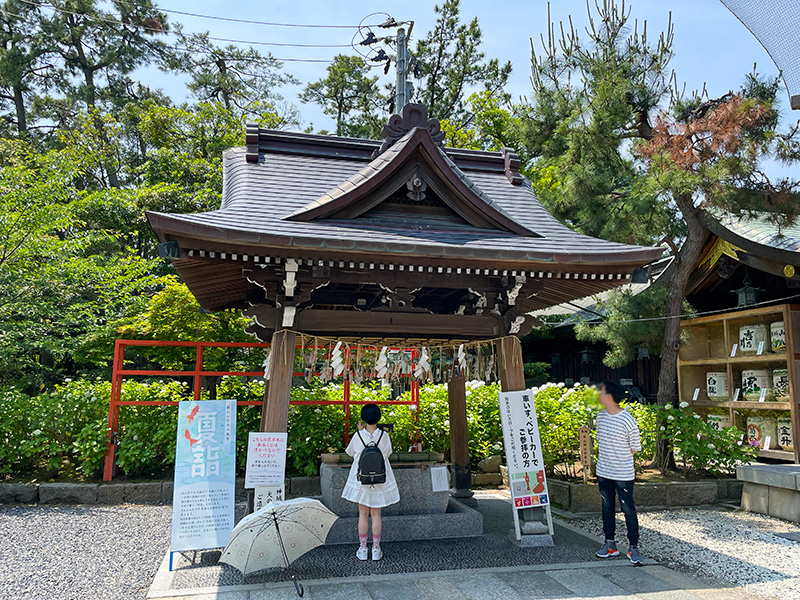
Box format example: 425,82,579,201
395,27,408,110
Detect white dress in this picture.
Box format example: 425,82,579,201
341,428,400,508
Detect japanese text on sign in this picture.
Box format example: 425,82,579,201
245,432,287,488
499,389,549,508
171,400,237,553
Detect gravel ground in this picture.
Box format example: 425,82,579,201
0,504,172,600
572,508,800,600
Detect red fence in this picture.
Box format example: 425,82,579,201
103,339,420,481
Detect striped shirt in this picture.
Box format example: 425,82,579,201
595,409,642,481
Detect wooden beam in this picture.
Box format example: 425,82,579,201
260,329,296,432
448,374,473,498
295,308,501,338
497,336,526,392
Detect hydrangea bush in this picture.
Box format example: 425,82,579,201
0,377,753,480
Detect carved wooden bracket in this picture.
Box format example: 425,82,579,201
502,147,523,185
406,173,428,202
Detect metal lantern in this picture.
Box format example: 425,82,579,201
732,270,762,307
580,347,596,364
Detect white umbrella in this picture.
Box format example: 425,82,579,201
220,497,338,596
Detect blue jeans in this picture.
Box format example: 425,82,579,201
597,476,639,547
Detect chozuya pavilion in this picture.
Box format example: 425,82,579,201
146,103,662,496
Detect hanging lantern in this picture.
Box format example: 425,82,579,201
637,345,650,360
732,268,762,307
580,347,596,364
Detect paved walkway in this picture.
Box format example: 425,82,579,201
147,558,748,600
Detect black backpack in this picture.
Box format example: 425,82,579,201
357,430,386,485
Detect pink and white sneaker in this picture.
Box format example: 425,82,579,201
371,546,383,561
356,546,368,561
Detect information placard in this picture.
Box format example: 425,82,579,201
245,432,287,488
254,484,285,511
430,465,449,492
170,399,237,562
499,390,550,508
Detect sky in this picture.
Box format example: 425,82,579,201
140,0,798,147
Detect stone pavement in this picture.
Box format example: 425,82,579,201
147,559,748,600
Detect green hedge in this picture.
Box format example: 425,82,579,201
0,378,752,481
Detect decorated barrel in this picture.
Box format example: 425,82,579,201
777,417,794,451
747,416,777,449
707,414,731,431
742,369,771,401
739,323,768,355
706,371,730,400
770,321,786,353
773,369,790,401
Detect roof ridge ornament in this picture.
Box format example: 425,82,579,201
374,103,444,157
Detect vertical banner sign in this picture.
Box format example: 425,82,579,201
170,399,237,566
245,432,288,488
499,389,552,540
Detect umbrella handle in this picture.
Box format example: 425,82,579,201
292,576,304,597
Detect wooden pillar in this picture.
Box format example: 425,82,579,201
448,374,473,498
497,336,526,391
260,329,296,432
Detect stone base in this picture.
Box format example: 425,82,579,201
324,497,483,544
508,530,554,547
738,464,800,523
321,463,449,518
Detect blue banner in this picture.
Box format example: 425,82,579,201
170,399,237,553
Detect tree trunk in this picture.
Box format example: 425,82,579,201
654,197,707,473
13,84,27,133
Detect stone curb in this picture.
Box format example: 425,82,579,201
547,477,740,513
0,476,321,505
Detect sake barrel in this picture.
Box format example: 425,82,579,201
773,369,790,400
742,369,771,400
777,417,794,451
707,414,731,431
706,371,730,400
747,416,777,448
739,323,768,355
770,321,786,353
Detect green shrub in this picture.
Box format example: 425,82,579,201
0,386,35,474
662,401,757,476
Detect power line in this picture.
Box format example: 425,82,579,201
0,0,333,63
115,0,363,29
17,1,349,52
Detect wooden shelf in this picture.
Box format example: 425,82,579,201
678,303,800,464
758,448,796,460
692,401,791,410
678,352,788,367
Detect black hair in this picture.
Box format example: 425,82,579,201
602,381,627,404
361,403,381,425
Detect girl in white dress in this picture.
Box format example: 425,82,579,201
342,404,400,561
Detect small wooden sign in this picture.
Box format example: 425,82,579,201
731,344,738,357
759,388,767,403
579,426,592,467
733,388,740,402
579,426,592,484
763,435,772,450
757,341,765,356
692,388,700,402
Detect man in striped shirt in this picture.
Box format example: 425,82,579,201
594,381,644,565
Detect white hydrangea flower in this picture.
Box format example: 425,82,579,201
660,426,666,431
679,401,689,408
444,419,450,427
667,415,675,421
693,414,701,419
664,404,673,410
557,382,565,388
707,443,715,449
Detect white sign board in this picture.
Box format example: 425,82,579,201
430,465,449,492
254,484,285,511
170,400,237,568
245,432,287,488
499,389,553,540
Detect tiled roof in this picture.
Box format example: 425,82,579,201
713,211,800,253
148,144,662,266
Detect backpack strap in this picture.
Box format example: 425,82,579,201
357,430,366,447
